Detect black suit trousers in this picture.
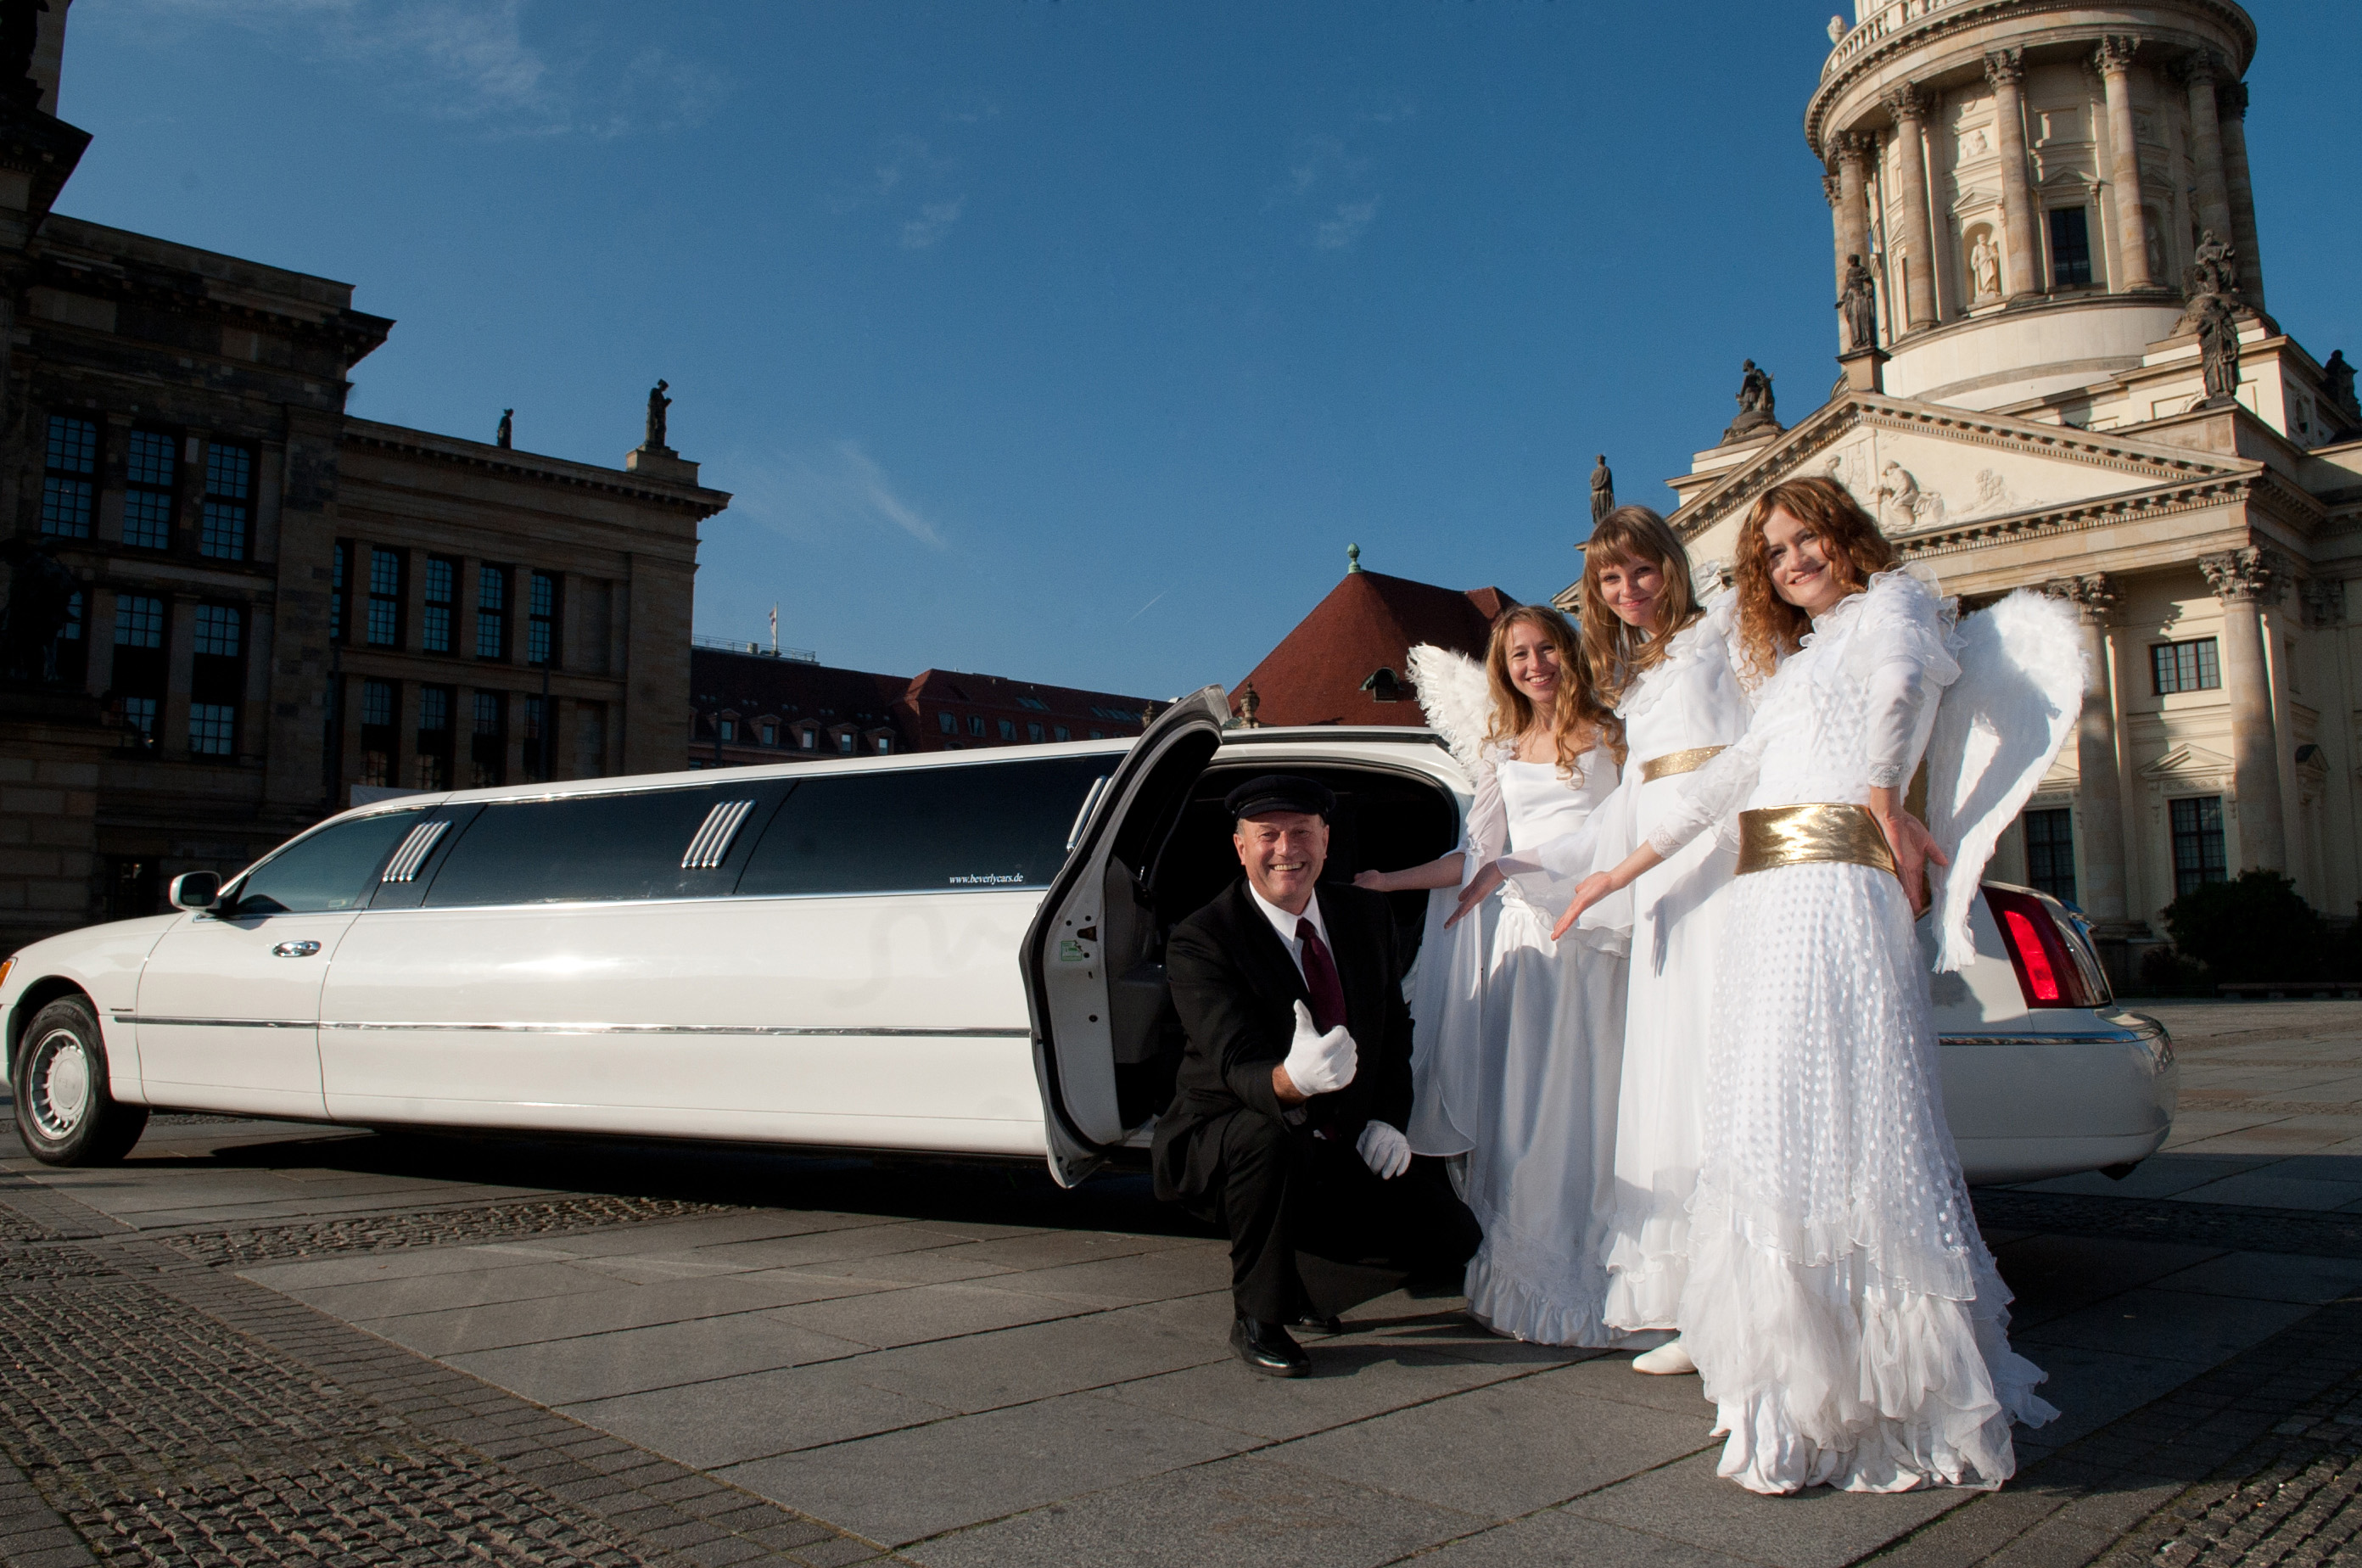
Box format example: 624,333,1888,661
1200,1106,1480,1321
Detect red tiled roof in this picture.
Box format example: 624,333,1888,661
1234,570,1515,728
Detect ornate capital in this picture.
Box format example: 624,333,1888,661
2219,80,2250,120
2304,578,2347,628
2198,546,2287,604
1822,171,1843,208
1882,82,1927,123
1982,48,2025,90
1834,128,1873,168
2042,573,2122,624
2094,36,2142,75
2173,49,2219,89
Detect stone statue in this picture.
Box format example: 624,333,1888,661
644,379,671,451
1968,233,2000,301
1839,254,1878,352
2323,350,2359,424
2196,291,2242,405
1877,460,1946,532
1721,362,1782,445
495,409,512,450
2191,229,2239,301
0,0,48,110
1589,455,1614,524
0,537,75,682
1827,14,1845,45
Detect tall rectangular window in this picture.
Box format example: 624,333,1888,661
423,556,456,654
476,564,508,659
521,694,548,782
50,589,87,686
199,441,254,561
414,685,453,789
2023,807,2076,904
938,711,957,735
2170,796,2229,897
2152,638,2222,695
188,603,243,758
360,677,397,786
470,692,506,787
366,546,404,647
41,415,97,539
112,594,165,746
329,542,350,643
121,428,177,550
2046,205,2093,289
527,570,559,667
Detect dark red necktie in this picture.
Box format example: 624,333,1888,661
1296,919,1348,1036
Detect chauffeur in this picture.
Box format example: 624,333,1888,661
1152,774,1480,1376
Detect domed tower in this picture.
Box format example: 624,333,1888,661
1810,0,2261,411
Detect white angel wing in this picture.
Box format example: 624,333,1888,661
1407,643,1493,774
1923,590,2086,972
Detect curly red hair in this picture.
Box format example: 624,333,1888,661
1732,476,1897,683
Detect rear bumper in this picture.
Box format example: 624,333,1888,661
1940,1011,2177,1184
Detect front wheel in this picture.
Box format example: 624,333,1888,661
13,995,148,1166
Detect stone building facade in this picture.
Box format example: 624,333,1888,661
1564,0,2359,977
687,644,1158,769
0,3,729,953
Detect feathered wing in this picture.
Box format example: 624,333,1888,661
1922,590,2087,972
1408,644,1493,774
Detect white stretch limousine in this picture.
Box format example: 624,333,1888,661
1,689,2174,1185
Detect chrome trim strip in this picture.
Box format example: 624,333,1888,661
681,798,756,869
1938,1027,2165,1048
358,886,1052,914
382,820,451,882
313,1020,1031,1038
115,1016,316,1030
1065,776,1110,852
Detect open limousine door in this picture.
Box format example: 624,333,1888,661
1022,686,1229,1186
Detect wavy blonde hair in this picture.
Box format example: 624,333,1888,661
1732,475,1896,683
1579,505,1702,707
1483,603,1625,779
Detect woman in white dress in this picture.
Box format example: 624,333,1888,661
1556,478,2055,1492
1357,604,1632,1346
1576,507,1751,1375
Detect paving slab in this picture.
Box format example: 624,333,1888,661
1987,1233,2227,1329
2004,1342,2209,1452
362,1268,895,1357
2174,1170,2362,1209
1562,1448,1971,1568
1264,1363,1716,1519
274,1258,628,1319
762,1279,1106,1348
2144,1250,2362,1304
847,1296,1234,1414
2013,1285,2314,1364
560,1360,963,1468
1408,1509,1764,1567
719,1390,1257,1545
1097,1342,1528,1442
448,1313,871,1404
901,1452,1483,1568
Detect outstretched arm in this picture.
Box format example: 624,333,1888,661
1549,843,1664,940
1354,852,1464,893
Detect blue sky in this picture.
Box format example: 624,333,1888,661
59,1,2362,699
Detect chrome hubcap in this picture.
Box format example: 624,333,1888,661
26,1028,92,1141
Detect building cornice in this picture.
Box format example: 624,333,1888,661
339,420,732,517
28,251,392,360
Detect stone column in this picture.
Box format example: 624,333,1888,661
2177,51,2234,255
1984,48,2041,300
2218,80,2267,313
2046,575,2133,927
1883,85,1939,331
2094,36,2158,292
1835,131,1873,275
2199,546,2288,872
1825,171,1850,346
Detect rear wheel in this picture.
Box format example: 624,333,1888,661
13,995,148,1166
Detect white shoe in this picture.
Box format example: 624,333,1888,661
1632,1338,1695,1375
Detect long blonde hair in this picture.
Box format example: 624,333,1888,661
1579,505,1702,707
1732,476,1896,683
1483,603,1626,778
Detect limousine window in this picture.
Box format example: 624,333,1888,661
736,755,1110,897
227,807,428,916
423,786,771,907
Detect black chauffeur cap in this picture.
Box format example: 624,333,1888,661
1223,774,1336,823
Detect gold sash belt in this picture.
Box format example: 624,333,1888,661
1638,745,1726,783
1735,803,1897,878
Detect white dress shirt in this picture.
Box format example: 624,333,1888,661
1246,882,1331,986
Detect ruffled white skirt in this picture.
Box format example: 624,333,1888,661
1680,860,2057,1493
1409,883,1631,1347
1603,809,1737,1332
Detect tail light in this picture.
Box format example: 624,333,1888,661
1984,885,2109,1008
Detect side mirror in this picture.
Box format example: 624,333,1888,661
168,871,221,911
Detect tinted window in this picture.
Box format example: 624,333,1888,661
231,809,427,916
423,786,768,906
736,757,1109,897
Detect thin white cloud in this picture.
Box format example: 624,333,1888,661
900,198,966,250
1316,196,1380,250
88,0,729,137
734,441,949,552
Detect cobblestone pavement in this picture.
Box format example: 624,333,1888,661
4,999,2362,1566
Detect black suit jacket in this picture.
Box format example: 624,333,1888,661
1151,877,1416,1202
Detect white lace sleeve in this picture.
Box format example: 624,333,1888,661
1644,725,1766,858
1462,746,1508,871
1850,572,1964,789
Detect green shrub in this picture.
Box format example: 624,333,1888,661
2159,870,2328,983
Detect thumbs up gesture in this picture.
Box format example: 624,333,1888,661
1280,1000,1357,1098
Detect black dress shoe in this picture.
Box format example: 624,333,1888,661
1231,1316,1310,1377
1290,1312,1344,1336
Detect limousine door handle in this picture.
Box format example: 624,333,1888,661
271,940,322,958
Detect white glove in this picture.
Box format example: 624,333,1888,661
1281,1000,1357,1098
1357,1120,1411,1180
